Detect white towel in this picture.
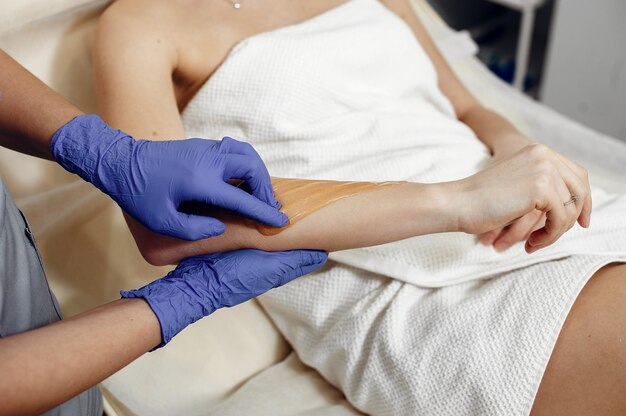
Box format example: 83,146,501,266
181,0,626,414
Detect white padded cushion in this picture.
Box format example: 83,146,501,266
0,0,108,36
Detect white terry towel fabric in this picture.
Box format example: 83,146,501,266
181,0,626,414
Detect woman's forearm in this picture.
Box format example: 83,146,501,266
131,181,455,266
0,299,160,416
459,105,533,154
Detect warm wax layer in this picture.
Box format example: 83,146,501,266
257,177,402,235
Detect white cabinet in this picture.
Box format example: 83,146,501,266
540,0,626,141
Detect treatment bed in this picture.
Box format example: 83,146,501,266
1,0,625,414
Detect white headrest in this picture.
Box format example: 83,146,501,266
0,0,109,36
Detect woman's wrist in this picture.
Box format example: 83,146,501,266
491,133,535,157
412,182,462,234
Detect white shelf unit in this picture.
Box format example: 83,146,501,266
482,0,548,90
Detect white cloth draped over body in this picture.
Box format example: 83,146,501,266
179,0,626,414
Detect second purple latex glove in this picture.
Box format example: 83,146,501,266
51,115,287,240
121,249,328,349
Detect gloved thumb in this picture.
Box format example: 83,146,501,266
277,250,328,287
168,213,227,240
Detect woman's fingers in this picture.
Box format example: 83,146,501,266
492,210,543,252
527,167,579,252
579,190,592,228
479,228,503,246
520,144,591,253
556,154,592,228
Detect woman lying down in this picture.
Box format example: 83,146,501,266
95,0,626,414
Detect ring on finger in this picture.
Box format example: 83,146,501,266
563,194,578,206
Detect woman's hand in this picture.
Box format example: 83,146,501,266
479,133,545,251
451,143,592,253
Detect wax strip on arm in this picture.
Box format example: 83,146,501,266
251,178,402,235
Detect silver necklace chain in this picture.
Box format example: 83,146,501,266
222,0,243,9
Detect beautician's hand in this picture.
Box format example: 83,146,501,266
453,143,591,253
479,133,546,251
121,249,328,348
50,114,287,240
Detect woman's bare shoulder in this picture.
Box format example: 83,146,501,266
96,0,222,91
96,0,183,67
97,0,211,60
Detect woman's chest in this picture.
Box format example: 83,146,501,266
174,0,351,106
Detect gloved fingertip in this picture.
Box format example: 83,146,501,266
258,207,289,227
174,215,227,240
120,288,143,299
314,251,329,265
205,222,226,237
293,250,328,270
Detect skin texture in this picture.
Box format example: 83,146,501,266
93,0,625,413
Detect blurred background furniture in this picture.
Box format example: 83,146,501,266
483,0,548,90
427,0,625,141
426,0,554,97
540,0,626,142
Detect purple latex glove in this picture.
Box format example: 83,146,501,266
121,249,328,349
50,114,287,240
